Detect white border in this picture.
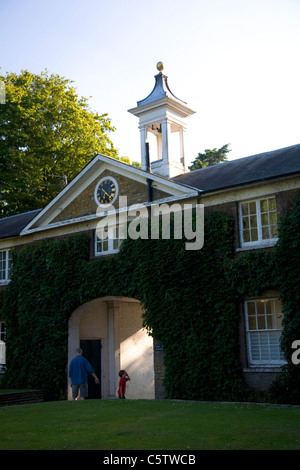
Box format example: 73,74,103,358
244,298,286,367
238,196,279,249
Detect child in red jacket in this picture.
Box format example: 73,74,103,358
118,370,130,399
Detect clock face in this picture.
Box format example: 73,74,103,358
95,177,118,205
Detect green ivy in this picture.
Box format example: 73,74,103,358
0,197,299,403
0,236,90,400
267,195,300,404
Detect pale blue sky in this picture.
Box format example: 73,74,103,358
1,0,300,165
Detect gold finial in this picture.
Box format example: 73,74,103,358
156,61,164,72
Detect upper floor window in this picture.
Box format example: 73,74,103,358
0,250,12,283
245,298,285,366
95,226,122,256
239,197,278,248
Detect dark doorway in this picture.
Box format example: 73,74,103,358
80,340,101,399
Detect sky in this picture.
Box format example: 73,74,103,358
1,0,300,167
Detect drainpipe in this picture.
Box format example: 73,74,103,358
145,142,153,202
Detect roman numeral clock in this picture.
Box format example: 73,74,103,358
95,176,118,206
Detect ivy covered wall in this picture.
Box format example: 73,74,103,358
1,195,299,403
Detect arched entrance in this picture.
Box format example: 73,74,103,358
67,296,154,400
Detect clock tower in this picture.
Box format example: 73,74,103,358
128,62,195,178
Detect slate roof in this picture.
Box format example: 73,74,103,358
0,209,41,240
0,144,299,241
174,143,300,192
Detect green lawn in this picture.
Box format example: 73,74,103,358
0,399,299,450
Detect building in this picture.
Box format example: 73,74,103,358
0,63,299,400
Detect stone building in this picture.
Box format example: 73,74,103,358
0,64,299,399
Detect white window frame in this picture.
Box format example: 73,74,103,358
239,196,278,249
244,298,286,367
95,226,122,256
0,250,12,284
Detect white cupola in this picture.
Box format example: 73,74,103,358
128,62,195,178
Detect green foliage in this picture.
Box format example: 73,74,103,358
1,196,299,403
188,144,231,170
0,70,119,217
125,213,247,401
1,236,90,400
267,195,300,404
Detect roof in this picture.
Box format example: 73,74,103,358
20,153,198,235
0,144,299,241
0,209,42,239
137,72,186,107
174,144,300,192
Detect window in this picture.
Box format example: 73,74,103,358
0,322,5,367
0,250,12,283
239,197,278,247
95,226,122,255
245,298,285,366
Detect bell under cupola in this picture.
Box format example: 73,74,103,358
128,62,195,178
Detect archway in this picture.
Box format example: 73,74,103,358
67,296,154,400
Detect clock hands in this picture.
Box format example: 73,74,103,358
96,178,118,205
102,188,115,198
102,188,110,198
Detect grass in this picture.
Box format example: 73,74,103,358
0,399,299,450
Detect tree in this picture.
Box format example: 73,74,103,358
0,70,120,217
188,144,231,171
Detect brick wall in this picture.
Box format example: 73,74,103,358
53,169,170,223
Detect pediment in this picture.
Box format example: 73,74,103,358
21,154,198,234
